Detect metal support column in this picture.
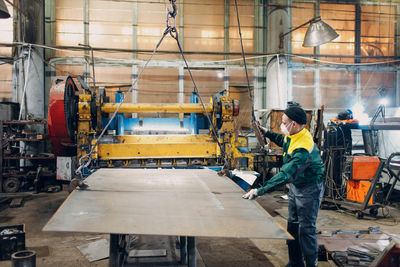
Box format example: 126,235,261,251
44,0,55,115
313,2,321,108
224,67,229,94
83,0,90,85
187,236,196,267
355,3,361,102
180,236,187,264
224,0,229,61
131,0,138,119
179,66,185,103
109,234,119,267
131,65,138,118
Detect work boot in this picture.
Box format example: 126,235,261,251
304,254,318,267
287,222,304,267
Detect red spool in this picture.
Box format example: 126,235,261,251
47,76,78,156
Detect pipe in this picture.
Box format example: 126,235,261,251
11,250,36,267
101,103,213,114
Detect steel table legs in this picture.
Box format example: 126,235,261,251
187,236,196,267
180,236,187,264
109,234,127,267
109,234,119,267
109,234,196,267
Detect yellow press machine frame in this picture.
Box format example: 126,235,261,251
76,91,256,169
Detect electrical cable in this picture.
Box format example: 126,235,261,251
3,42,400,67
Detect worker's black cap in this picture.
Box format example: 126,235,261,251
284,105,307,125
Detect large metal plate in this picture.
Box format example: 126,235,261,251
44,168,291,239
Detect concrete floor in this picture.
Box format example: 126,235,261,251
1,189,400,267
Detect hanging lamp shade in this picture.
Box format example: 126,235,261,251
0,0,10,18
303,18,338,47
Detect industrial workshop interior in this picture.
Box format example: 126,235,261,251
2,0,400,266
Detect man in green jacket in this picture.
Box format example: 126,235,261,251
243,105,324,267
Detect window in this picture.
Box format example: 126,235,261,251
361,5,395,62
89,0,133,59
139,68,179,103
229,0,254,58
184,0,225,60
184,69,225,102
290,2,397,109
137,1,179,60
55,0,84,57
292,71,314,109
320,71,355,108
320,4,355,63
291,2,314,56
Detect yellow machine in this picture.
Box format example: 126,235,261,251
48,76,257,172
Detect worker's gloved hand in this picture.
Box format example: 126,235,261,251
259,125,268,135
242,188,258,200
255,121,267,135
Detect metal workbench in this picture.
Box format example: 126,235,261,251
43,168,291,266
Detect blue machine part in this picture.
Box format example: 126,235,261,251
115,92,125,135
102,92,209,135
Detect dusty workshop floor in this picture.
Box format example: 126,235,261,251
1,189,400,267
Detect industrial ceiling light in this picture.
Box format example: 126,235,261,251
279,16,339,49
0,0,10,18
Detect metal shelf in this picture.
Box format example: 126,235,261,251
3,156,54,160
2,120,46,125
0,120,52,193
4,138,45,142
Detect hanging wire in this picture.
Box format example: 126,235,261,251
233,0,254,119
75,8,176,177
233,0,268,148
165,0,229,168
75,0,229,176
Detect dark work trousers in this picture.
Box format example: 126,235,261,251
286,182,324,267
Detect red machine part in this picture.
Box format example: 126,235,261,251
233,99,239,117
48,76,78,156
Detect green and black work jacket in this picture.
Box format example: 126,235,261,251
257,128,324,196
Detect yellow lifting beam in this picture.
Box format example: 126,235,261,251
101,103,213,114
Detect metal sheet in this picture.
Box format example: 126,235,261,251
76,238,109,262
43,168,291,239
